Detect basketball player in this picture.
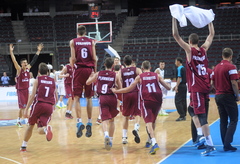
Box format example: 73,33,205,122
20,63,57,152
112,60,171,155
120,55,142,144
86,57,121,150
70,25,97,138
9,43,43,128
59,57,74,119
155,61,169,116
55,65,66,109
212,48,239,151
172,17,216,155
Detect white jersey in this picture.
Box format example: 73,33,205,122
55,71,64,85
155,68,164,79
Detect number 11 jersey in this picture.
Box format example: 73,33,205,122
186,47,210,93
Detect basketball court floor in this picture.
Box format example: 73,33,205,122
0,95,239,164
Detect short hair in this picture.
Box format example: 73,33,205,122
78,25,86,36
141,60,151,70
222,48,233,58
20,58,27,64
189,33,199,45
59,65,64,70
123,55,132,66
175,57,183,63
104,57,114,69
39,63,49,75
159,61,165,64
114,65,121,71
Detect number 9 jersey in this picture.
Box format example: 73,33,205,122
35,75,56,105
73,37,94,67
96,70,116,95
186,47,210,93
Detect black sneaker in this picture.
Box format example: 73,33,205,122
176,117,186,121
201,145,216,156
76,122,85,138
194,135,205,147
132,130,140,143
85,122,92,137
224,146,237,151
197,143,207,149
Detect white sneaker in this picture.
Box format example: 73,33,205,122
122,137,128,144
158,109,169,116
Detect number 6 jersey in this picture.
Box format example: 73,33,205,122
35,75,56,105
139,72,162,103
186,47,210,93
96,70,116,95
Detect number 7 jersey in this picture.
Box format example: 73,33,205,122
186,47,210,93
35,75,56,105
139,72,162,103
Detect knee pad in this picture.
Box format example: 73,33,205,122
198,113,208,126
188,106,195,117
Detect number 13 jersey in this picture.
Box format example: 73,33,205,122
139,72,162,103
35,75,56,105
186,47,210,93
73,36,94,67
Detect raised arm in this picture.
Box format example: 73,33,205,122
112,75,140,94
172,17,191,61
86,72,98,85
9,44,21,75
28,43,44,69
201,22,215,51
92,40,97,72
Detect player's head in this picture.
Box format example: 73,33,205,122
141,60,151,70
20,58,28,68
123,55,132,66
104,57,114,69
159,61,165,69
59,64,64,70
114,65,121,72
77,25,86,36
188,33,199,45
39,63,49,75
114,57,120,65
175,57,183,66
131,60,136,67
222,48,233,60
3,72,6,76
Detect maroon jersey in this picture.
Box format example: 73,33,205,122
73,37,94,67
186,47,209,93
35,75,56,105
212,60,239,95
139,72,162,103
121,67,138,92
96,70,116,95
16,68,30,90
64,64,73,84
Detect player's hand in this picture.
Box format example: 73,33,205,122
23,110,29,118
174,86,178,93
66,73,70,77
37,43,44,51
9,44,14,52
111,88,116,93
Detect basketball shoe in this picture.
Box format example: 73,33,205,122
149,143,160,155
104,136,112,150
122,137,128,144
201,145,216,156
132,130,140,143
20,146,26,152
85,122,92,137
194,135,205,147
16,122,23,128
46,125,53,141
145,142,151,148
76,122,85,138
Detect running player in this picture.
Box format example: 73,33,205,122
70,25,97,138
172,17,216,155
9,43,43,127
120,55,142,144
112,60,171,155
60,57,74,119
86,57,121,150
55,65,66,109
20,63,57,152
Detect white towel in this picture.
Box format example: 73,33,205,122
169,4,215,28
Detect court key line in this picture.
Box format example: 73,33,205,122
0,156,22,164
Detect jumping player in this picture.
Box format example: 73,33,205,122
20,63,57,152
120,55,142,144
70,25,97,138
86,57,121,150
112,60,171,155
9,43,43,127
172,17,216,155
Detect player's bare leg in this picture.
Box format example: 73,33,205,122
132,115,140,143
102,119,112,150
20,124,34,152
75,96,84,138
65,97,73,119
17,108,24,128
122,116,129,144
146,122,159,155
85,97,92,137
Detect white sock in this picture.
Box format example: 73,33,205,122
17,117,21,122
151,138,157,146
122,129,128,138
88,119,92,123
22,141,28,147
77,118,82,123
104,131,109,137
134,123,140,131
98,115,101,119
110,137,113,142
197,127,203,135
66,110,70,114
69,110,72,114
205,135,214,146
